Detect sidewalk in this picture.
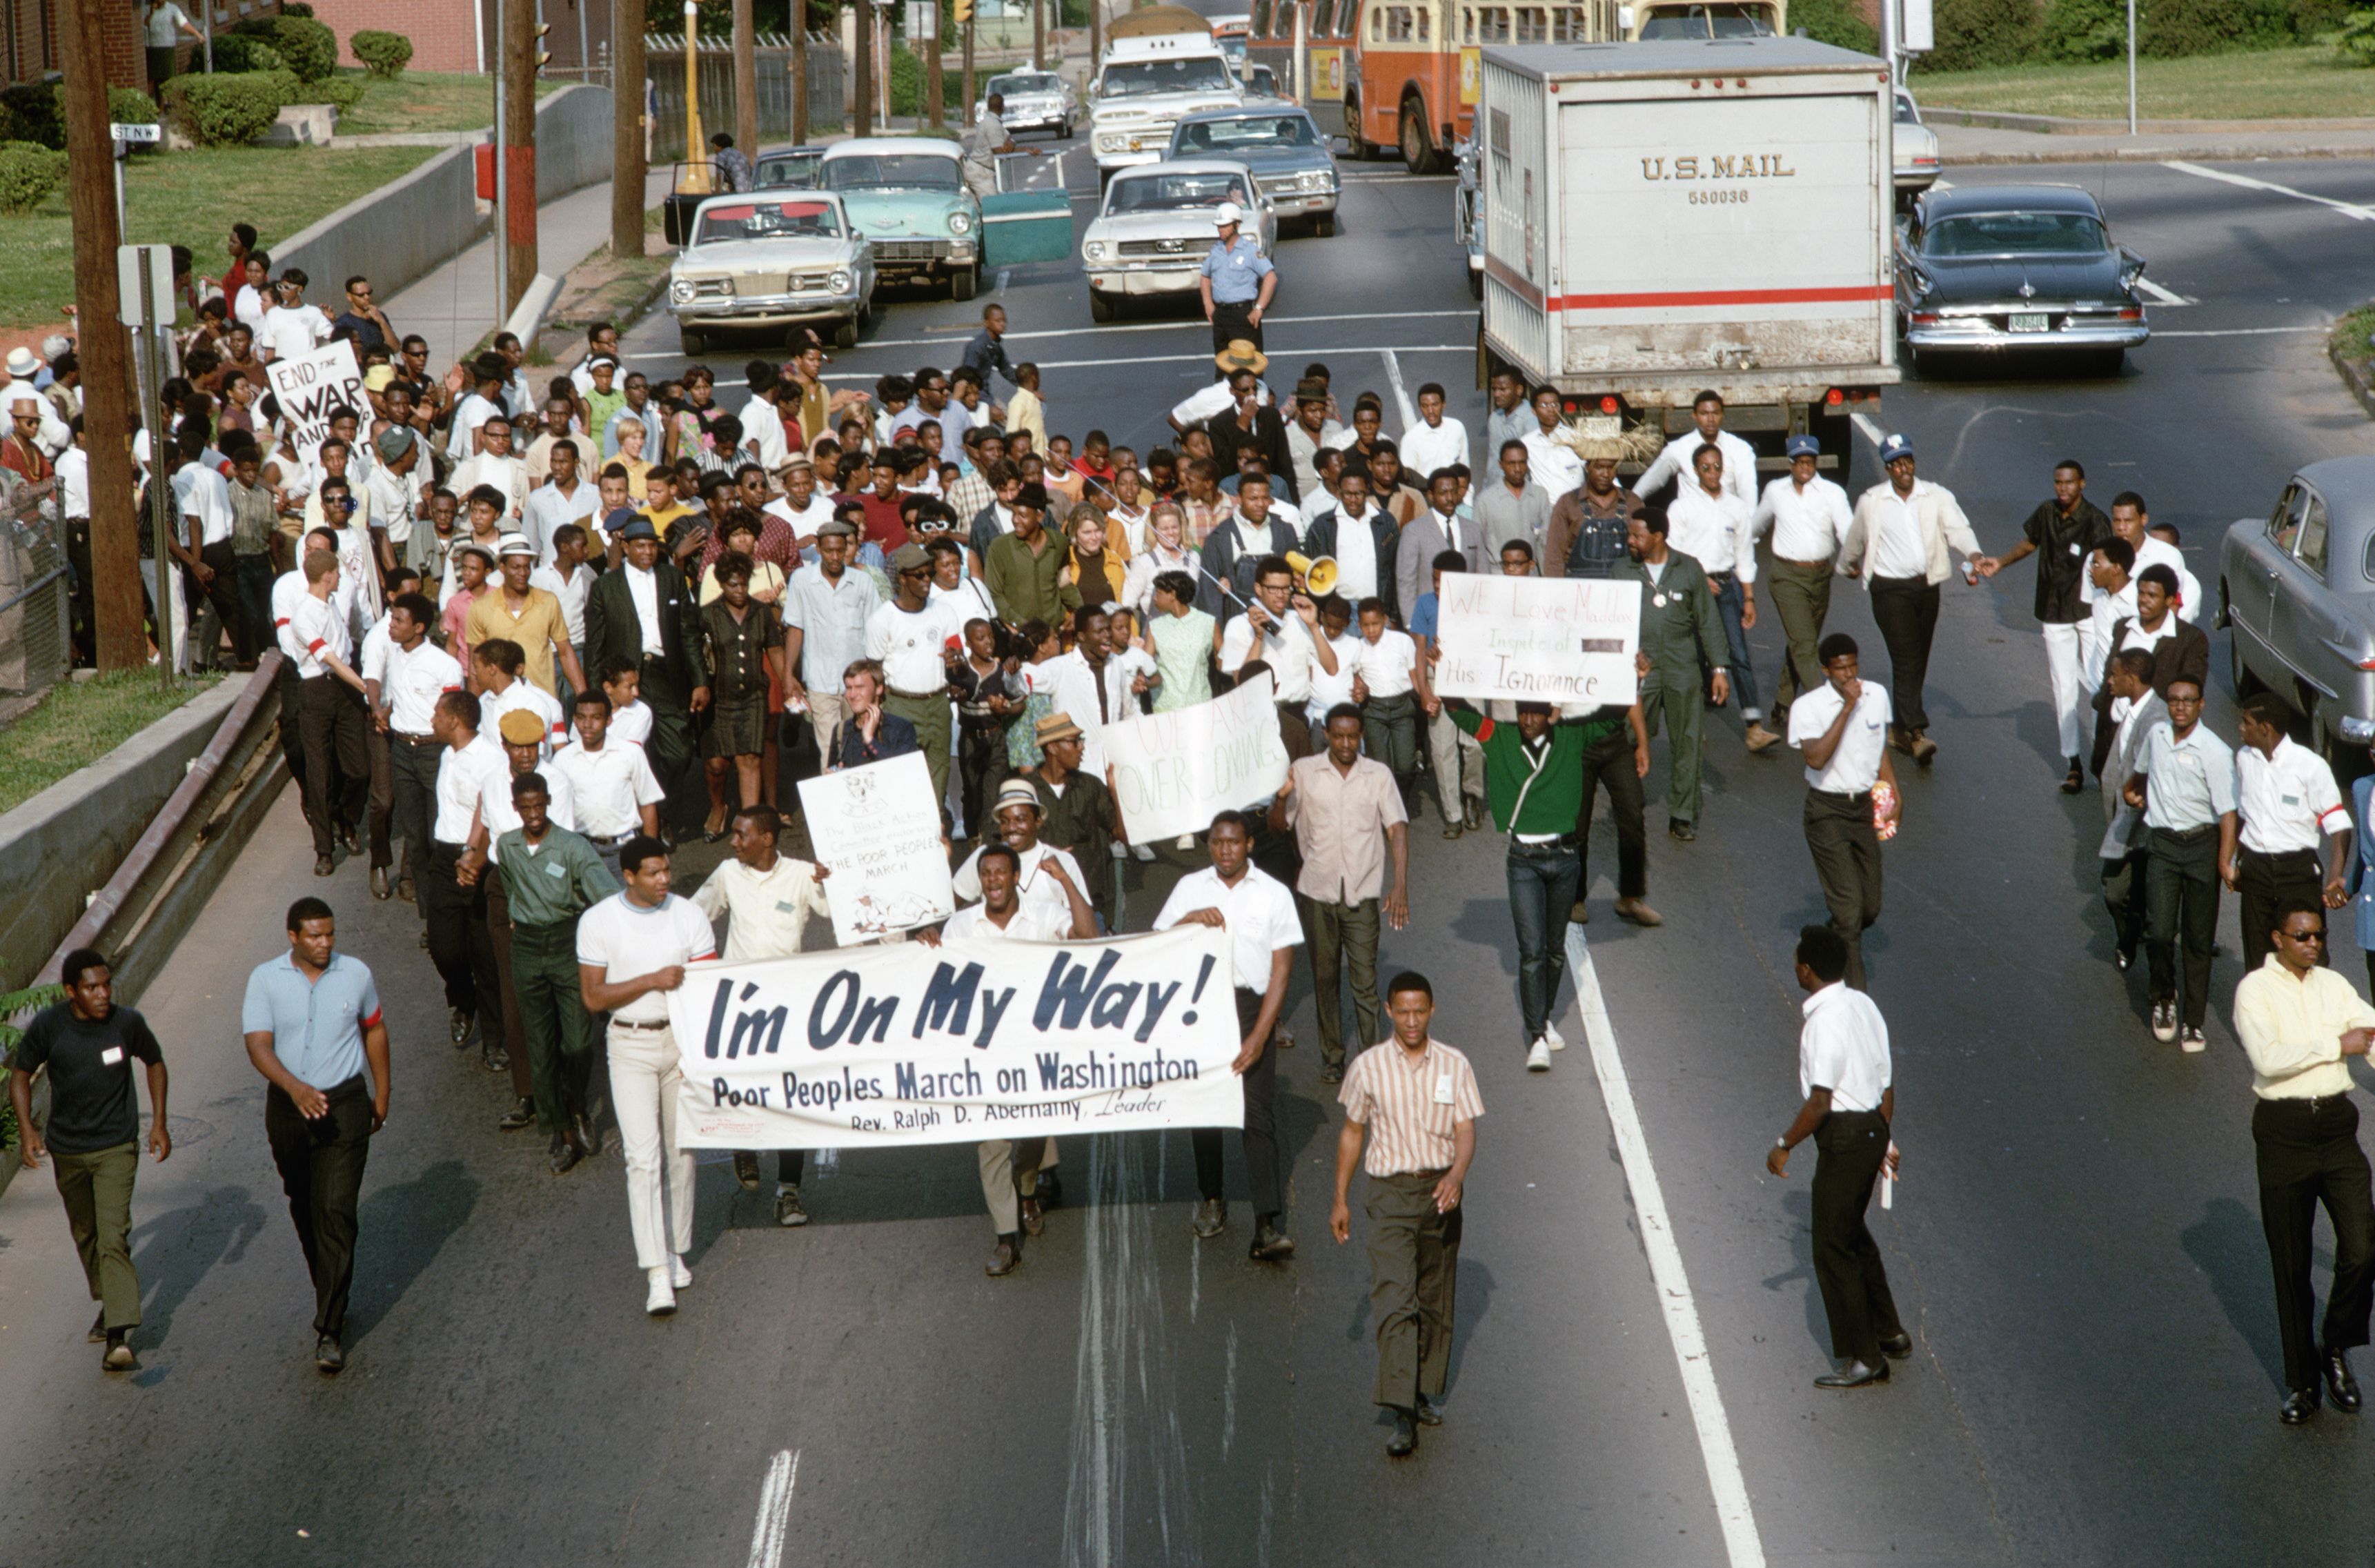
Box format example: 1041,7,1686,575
1938,120,2374,166
386,166,672,371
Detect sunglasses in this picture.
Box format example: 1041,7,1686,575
2280,928,2327,943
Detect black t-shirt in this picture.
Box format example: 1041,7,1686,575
9,1003,163,1156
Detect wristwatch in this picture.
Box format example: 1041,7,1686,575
1774,1136,1789,1151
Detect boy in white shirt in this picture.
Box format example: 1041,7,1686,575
1303,595,1365,743
1353,597,1422,804
598,657,654,748
257,269,332,364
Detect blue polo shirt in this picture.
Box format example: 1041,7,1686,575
241,951,383,1091
1202,235,1273,304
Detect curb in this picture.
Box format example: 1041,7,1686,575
1924,106,2375,135
2333,321,2375,424
1945,143,2368,165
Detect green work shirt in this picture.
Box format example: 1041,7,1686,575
495,824,620,927
984,530,1081,628
1614,551,1728,688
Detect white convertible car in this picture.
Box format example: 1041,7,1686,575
667,192,878,355
1079,159,1274,324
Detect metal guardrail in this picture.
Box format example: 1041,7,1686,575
0,488,70,702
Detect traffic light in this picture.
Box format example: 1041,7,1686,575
532,20,551,74
955,0,973,23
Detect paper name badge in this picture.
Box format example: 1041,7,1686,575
1434,1072,1455,1105
101,1046,126,1066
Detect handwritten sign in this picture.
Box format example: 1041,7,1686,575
796,749,955,944
1431,573,1640,705
666,925,1244,1149
1100,672,1289,845
264,339,367,466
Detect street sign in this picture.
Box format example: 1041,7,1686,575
115,244,175,330
110,122,163,143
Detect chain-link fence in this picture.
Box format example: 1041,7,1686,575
646,35,849,163
0,483,70,706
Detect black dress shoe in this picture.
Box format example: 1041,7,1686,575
2326,1348,2363,1413
1191,1198,1226,1238
2281,1387,2321,1425
449,1008,473,1046
1668,818,1696,842
497,1096,537,1131
549,1134,582,1175
571,1109,601,1158
1249,1224,1296,1262
733,1151,761,1190
985,1237,1020,1277
482,1042,509,1073
340,826,362,855
1814,1359,1889,1389
315,1335,346,1375
370,866,392,900
1386,1410,1418,1456
1320,1060,1344,1084
1414,1394,1444,1427
1878,1331,1913,1360
313,855,335,877
1036,1169,1063,1209
1020,1195,1046,1236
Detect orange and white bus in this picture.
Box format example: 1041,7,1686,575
1244,0,1619,174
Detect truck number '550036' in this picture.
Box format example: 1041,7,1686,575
1639,154,1796,181
1688,188,1750,204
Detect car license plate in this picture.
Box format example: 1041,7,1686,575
2009,311,2049,333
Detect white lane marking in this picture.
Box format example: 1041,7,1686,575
1850,410,1891,449
852,310,1480,350
825,344,1475,380
1339,172,1458,182
745,1449,800,1568
2131,276,2191,307
998,268,1012,293
2161,160,2375,222
1566,929,1766,1568
1381,348,1416,430
2152,325,2326,337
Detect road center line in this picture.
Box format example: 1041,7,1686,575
745,1449,800,1568
824,345,1477,379
1381,348,1417,430
2131,277,2191,307
1850,410,1891,450
853,311,1480,350
2160,160,2375,222
1566,929,1766,1568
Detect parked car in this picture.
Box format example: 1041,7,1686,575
1081,159,1274,323
754,146,827,190
667,192,877,355
817,138,983,301
1895,183,2151,373
1893,92,1938,196
1166,105,1339,235
976,69,1078,138
2220,457,2375,763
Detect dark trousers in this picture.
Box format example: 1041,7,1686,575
365,729,395,869
1365,1171,1462,1412
2238,847,2325,975
1505,837,1579,1045
1804,789,1882,990
1299,892,1381,1069
1707,571,1760,715
1277,699,1314,763
276,658,308,788
235,552,275,666
1811,1108,1902,1366
486,878,533,1097
264,1075,375,1340
388,734,440,893
1766,557,1832,728
958,724,1008,839
1212,298,1262,355
640,659,699,825
1192,989,1282,1223
423,844,503,1048
195,542,242,668
2101,847,2149,962
297,675,370,858
1573,724,1647,901
1868,575,1940,735
2253,1095,2375,1392
513,920,596,1136
2145,825,2219,1029
67,517,95,665
1361,692,1419,781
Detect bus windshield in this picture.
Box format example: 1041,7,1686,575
1101,57,1236,97
1638,3,1778,39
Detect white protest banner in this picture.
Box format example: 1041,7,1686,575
1431,573,1641,706
796,749,955,943
264,339,366,466
666,924,1243,1149
1101,671,1288,845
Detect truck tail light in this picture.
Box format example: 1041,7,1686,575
1824,388,1844,406
1598,395,1619,414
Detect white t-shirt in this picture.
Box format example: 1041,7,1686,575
575,892,717,1024
865,598,963,694
172,462,235,548
609,699,653,748
1357,628,1417,699
548,738,665,837
1869,490,1929,582
146,4,193,48
942,899,1074,943
951,840,1088,924
1305,629,1364,721
1798,980,1890,1111
57,446,89,519
257,304,331,364
531,561,594,646
1153,864,1303,993
1220,609,1321,705
1787,679,1892,794
1397,417,1469,482
433,734,508,844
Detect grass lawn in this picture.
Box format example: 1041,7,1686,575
1913,45,2375,121
0,672,224,817
332,68,560,137
0,143,437,332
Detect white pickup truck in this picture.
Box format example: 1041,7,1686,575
1089,26,1244,180
1476,36,1898,473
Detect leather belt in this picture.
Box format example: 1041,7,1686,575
887,684,949,700
610,1016,669,1031
1776,555,1833,570
393,730,439,744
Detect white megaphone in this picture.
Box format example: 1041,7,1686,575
1285,552,1339,597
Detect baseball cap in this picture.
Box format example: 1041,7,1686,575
1784,435,1820,459
613,518,659,542
1879,432,1915,464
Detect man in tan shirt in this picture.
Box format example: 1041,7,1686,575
2234,898,2375,1425
1331,970,1482,1458
1270,704,1409,1084
464,534,584,697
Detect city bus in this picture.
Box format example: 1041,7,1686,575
1243,0,1619,174
1626,1,1786,39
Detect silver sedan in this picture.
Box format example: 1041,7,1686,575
2220,456,2375,762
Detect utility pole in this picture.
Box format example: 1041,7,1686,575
504,0,544,317
1089,0,1101,72
925,0,943,132
853,0,874,135
59,1,144,672
731,0,757,157
791,0,809,142
1032,0,1045,71
613,0,649,261
961,0,974,128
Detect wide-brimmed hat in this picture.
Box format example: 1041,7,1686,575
1034,712,1083,748
1214,339,1268,375
993,779,1043,816
1214,201,1243,228
3,347,39,377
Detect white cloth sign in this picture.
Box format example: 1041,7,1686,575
796,750,955,943
1430,574,1640,706
264,339,367,466
667,924,1245,1149
1102,671,1289,845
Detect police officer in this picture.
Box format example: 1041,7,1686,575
1200,201,1276,356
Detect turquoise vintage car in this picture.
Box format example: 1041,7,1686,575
817,137,984,302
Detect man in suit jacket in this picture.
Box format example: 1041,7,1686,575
2098,646,2166,971
1837,434,1982,764
1198,475,1299,618
2087,564,2208,778
583,518,709,818
1614,509,1732,840
1203,371,1299,505
1394,472,1486,619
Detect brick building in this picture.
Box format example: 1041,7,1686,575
3,0,295,89
304,0,612,77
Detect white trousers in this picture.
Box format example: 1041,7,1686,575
2042,622,2085,760
1426,707,1485,821
609,1021,696,1271
150,557,191,674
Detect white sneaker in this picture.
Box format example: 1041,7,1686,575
1526,1039,1552,1072
670,1255,693,1290
644,1268,677,1317
1542,1020,1566,1052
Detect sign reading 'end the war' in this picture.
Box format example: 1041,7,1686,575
1431,574,1641,706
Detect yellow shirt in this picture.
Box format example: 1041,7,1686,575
462,586,572,695
641,502,697,539
1007,386,1045,453
2233,955,2375,1100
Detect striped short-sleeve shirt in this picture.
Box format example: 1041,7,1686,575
1338,1038,1484,1178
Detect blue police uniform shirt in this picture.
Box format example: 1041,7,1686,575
1202,235,1273,304
241,951,383,1091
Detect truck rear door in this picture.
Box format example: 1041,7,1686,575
1478,59,1553,377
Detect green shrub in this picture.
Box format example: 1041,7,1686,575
108,88,159,126
233,14,337,81
0,83,62,150
2040,0,2125,60
166,70,292,146
1919,0,2041,70
888,47,963,115
1790,0,1879,52
2343,4,2375,61
207,32,286,72
318,77,366,115
2142,0,2292,55
2292,0,2354,38
350,29,415,78
281,1,315,13
0,139,67,212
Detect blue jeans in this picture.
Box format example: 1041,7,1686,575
1708,571,1760,717
1505,838,1580,1046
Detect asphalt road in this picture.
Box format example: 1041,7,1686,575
6,152,2375,1567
